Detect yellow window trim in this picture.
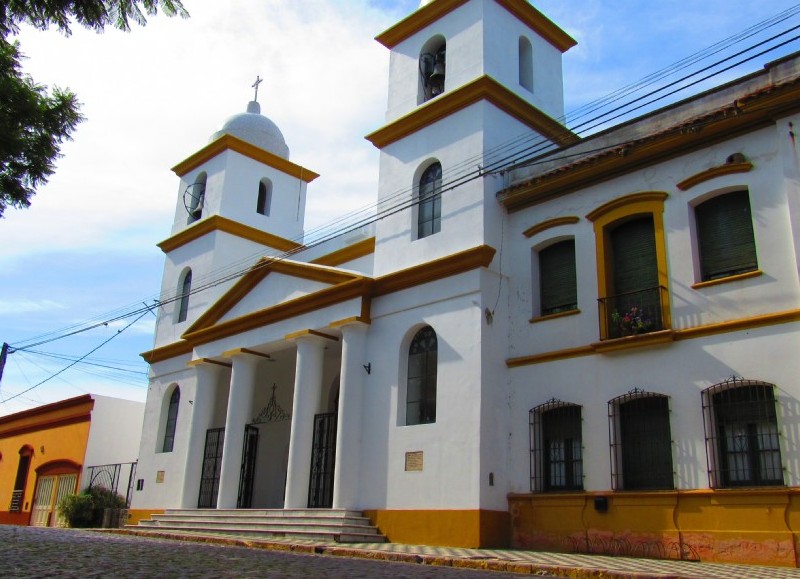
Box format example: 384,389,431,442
366,76,578,149
171,134,319,182
677,161,753,191
586,192,671,339
691,269,762,289
374,0,576,52
522,216,580,238
157,215,303,254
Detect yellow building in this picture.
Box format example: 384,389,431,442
0,395,144,527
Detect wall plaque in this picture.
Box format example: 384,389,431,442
156,470,165,483
405,451,423,472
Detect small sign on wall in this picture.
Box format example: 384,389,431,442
405,451,423,472
156,471,165,483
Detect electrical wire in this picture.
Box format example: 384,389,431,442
7,8,800,356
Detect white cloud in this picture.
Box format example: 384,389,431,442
0,300,67,315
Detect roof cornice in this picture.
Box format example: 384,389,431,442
499,79,800,212
366,75,577,149
375,0,576,53
171,134,319,182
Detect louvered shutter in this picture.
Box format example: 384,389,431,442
539,240,577,315
696,190,757,281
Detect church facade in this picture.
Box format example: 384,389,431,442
130,0,800,566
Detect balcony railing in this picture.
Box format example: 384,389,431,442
598,286,667,340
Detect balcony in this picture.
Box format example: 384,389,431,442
598,286,668,340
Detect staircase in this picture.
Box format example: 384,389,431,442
131,509,387,543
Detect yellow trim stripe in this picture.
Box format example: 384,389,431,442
311,237,375,267
522,216,580,238
507,308,800,367
171,134,319,182
157,215,303,254
365,76,577,149
375,0,576,53
677,161,754,191
142,245,495,362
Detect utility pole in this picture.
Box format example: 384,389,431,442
0,342,9,385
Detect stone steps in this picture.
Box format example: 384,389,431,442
131,508,387,543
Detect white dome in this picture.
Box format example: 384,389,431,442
210,101,289,159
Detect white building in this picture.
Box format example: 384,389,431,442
131,0,800,566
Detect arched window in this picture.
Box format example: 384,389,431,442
419,37,446,103
702,378,783,488
187,172,207,224
406,326,438,425
519,36,533,91
177,269,192,323
417,162,442,239
162,387,180,453
257,178,272,216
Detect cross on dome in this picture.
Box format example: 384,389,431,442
252,75,263,102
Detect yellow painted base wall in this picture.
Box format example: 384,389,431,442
126,509,165,526
509,489,800,568
363,509,510,548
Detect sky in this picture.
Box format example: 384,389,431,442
1,0,799,416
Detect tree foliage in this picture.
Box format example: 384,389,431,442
0,1,187,217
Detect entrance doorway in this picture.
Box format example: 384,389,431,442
307,412,337,508
198,428,224,508
31,473,77,527
237,425,259,508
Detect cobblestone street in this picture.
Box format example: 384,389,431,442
0,526,534,578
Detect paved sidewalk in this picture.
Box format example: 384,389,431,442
107,528,800,578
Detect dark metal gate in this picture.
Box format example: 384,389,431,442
198,427,224,508
307,412,337,508
237,425,259,508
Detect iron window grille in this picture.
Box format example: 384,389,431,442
406,326,438,425
608,389,674,490
162,387,180,453
530,399,583,492
702,378,784,488
417,163,442,239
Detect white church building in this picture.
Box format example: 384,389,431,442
130,0,800,566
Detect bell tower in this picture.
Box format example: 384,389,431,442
153,86,319,346
366,0,577,276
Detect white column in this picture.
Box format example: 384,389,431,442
332,322,368,509
216,353,259,509
180,361,224,508
284,336,326,508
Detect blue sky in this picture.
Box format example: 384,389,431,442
1,0,799,416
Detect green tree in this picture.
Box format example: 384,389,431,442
0,1,188,217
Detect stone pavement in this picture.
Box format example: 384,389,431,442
107,527,800,579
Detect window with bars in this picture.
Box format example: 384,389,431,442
162,387,180,453
608,389,674,490
702,379,783,488
695,190,758,281
406,326,438,425
530,400,583,492
538,239,577,316
417,162,442,239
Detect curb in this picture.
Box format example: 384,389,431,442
100,529,694,578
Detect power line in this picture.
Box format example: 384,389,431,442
6,9,800,356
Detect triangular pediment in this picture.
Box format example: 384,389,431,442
184,258,364,336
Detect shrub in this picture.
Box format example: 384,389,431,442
57,487,126,528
